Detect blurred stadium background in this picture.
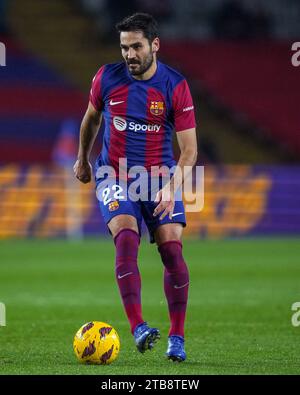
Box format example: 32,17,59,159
0,0,300,239
1,0,300,376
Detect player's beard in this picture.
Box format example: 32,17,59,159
127,51,154,76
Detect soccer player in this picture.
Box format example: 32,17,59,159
74,13,197,362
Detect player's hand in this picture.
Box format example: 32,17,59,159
73,159,92,184
153,185,175,221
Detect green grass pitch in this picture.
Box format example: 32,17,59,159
0,237,300,375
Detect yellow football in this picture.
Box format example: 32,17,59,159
73,321,120,365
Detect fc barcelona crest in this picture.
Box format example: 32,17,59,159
150,101,164,116
108,201,119,212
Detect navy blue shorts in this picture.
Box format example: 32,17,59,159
95,174,186,243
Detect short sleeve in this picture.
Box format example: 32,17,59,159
172,79,196,132
89,66,105,112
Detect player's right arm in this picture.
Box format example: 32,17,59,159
73,101,102,184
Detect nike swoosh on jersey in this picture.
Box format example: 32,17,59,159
110,100,125,106
172,212,183,218
174,282,189,289
117,272,133,279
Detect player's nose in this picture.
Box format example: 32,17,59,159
127,48,136,59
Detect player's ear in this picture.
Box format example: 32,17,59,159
152,37,160,53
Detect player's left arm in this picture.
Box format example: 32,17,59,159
153,127,197,220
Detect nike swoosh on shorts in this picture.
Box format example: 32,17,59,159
172,212,183,218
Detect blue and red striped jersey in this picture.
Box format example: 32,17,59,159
90,60,196,172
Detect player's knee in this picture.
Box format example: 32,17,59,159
108,215,139,239
155,224,183,246
114,228,139,244
114,228,140,257
158,240,185,268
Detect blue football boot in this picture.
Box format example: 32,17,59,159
166,335,186,362
133,322,160,353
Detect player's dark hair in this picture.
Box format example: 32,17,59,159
115,13,159,44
